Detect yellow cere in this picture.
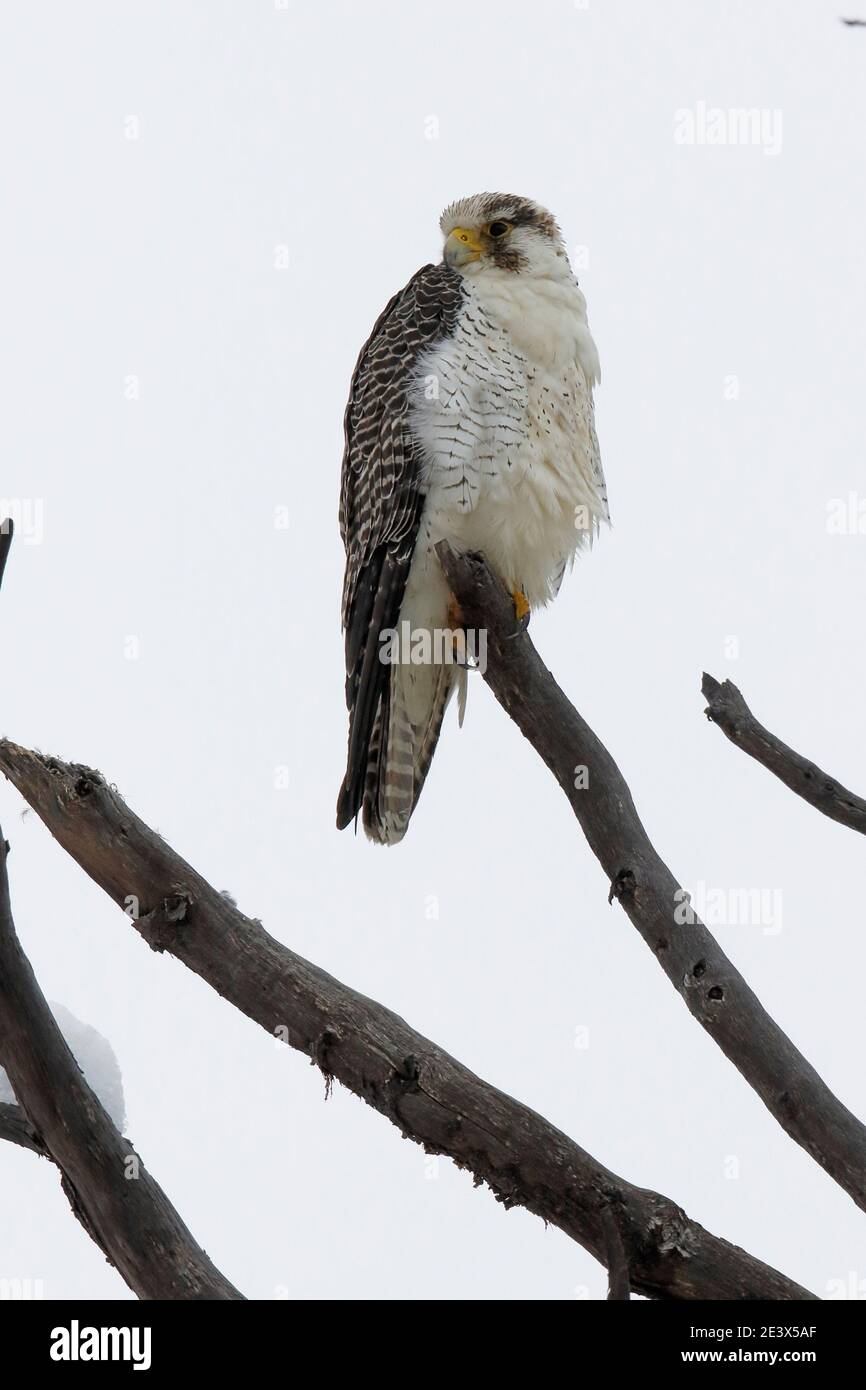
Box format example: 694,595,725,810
450,227,484,252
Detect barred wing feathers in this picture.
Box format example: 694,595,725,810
337,262,464,837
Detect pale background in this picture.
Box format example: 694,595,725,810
1,0,865,1300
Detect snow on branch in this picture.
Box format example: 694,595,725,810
0,741,814,1300
0,829,242,1299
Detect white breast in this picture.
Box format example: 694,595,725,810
408,268,608,610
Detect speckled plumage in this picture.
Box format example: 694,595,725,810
338,195,609,844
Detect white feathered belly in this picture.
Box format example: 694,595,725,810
405,278,607,625
426,367,601,607
391,275,607,736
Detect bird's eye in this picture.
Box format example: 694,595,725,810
487,221,511,239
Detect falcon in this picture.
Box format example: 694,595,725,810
337,193,609,844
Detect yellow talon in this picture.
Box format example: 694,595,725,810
512,588,531,622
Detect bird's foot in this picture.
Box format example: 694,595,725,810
446,595,472,665
511,587,531,633
512,588,530,623
447,594,465,629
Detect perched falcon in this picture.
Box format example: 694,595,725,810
337,193,609,845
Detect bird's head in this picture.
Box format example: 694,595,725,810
440,193,567,276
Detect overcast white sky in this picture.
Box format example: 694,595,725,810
1,0,865,1300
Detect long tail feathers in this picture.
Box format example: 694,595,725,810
356,665,456,845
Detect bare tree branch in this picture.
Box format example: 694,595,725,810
0,829,243,1299
434,542,866,1215
0,518,13,594
601,1202,631,1301
0,1100,45,1155
0,742,815,1299
702,673,866,837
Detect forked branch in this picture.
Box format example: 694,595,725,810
0,743,813,1300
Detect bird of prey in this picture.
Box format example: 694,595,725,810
337,193,609,844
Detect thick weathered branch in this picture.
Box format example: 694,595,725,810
601,1203,631,1301
0,829,243,1299
435,542,866,1215
0,1100,45,1155
702,673,866,837
0,745,814,1299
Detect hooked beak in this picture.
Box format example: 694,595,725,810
444,227,484,268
